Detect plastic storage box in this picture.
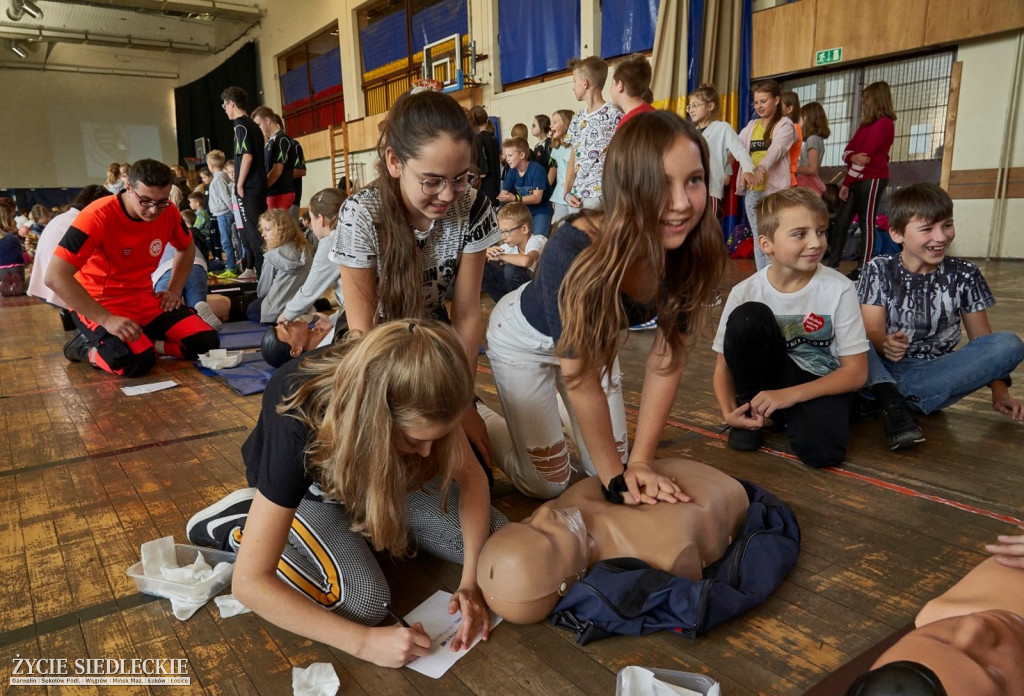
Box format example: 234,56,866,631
126,544,236,601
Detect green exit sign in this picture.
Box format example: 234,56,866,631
816,47,843,66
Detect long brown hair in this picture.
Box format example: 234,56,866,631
371,89,475,321
752,79,783,146
556,111,725,380
861,81,897,125
799,101,831,139
279,320,474,556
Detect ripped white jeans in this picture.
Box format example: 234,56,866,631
485,284,628,499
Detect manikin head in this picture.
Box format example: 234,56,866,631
477,505,590,623
847,610,1024,696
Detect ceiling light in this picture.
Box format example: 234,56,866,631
10,41,28,58
19,0,43,19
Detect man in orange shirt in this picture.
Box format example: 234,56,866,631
46,159,219,378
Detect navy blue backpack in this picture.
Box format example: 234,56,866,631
550,481,800,645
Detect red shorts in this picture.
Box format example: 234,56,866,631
266,193,295,210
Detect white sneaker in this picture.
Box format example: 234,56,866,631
237,268,257,280
194,301,223,331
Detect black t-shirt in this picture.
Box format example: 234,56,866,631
264,131,296,196
233,115,268,198
292,140,307,205
241,345,335,508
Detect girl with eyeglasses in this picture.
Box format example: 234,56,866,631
327,87,500,544
486,110,724,504
686,83,757,220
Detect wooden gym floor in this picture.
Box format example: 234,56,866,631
1,258,1021,695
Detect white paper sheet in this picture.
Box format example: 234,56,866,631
121,380,178,396
403,590,502,679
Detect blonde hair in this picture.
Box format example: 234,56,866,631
550,109,575,149
259,208,312,253
756,187,829,240
502,137,530,156
861,81,897,125
510,123,529,139
496,201,531,229
206,150,226,169
556,110,724,380
278,320,474,555
568,56,609,89
105,163,121,186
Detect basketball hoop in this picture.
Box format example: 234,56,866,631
411,77,443,92
184,156,202,172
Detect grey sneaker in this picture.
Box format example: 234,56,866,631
237,268,257,280
194,301,223,331
882,402,925,450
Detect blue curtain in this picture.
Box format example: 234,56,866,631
601,0,659,59
360,9,408,72
280,67,309,105
499,0,580,85
411,0,467,48
310,47,343,93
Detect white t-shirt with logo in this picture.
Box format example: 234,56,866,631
329,186,499,318
565,102,623,200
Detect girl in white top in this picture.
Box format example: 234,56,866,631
686,83,755,217
548,109,575,225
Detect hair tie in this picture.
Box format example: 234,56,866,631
408,322,416,333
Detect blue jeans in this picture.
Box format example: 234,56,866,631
155,265,209,309
481,260,532,303
530,210,553,238
215,212,238,271
864,332,1024,414
745,190,770,270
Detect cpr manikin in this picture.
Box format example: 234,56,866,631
848,555,1024,696
477,459,749,623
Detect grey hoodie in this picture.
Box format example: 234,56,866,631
257,242,312,323
281,230,343,321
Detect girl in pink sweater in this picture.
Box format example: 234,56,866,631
826,81,896,279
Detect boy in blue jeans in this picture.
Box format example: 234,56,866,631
205,149,239,278
859,183,1024,449
482,202,546,302
713,187,869,468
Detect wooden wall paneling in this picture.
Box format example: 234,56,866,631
813,0,929,65
949,167,1024,199
940,61,962,191
294,130,332,162
924,0,1024,45
752,0,816,78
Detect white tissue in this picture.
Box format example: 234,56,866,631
291,663,340,696
214,594,252,618
141,536,177,577
617,667,712,696
169,597,207,621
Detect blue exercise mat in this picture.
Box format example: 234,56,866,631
195,351,276,396
217,321,268,350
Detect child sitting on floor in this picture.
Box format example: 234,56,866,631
859,183,1024,449
247,209,312,324
482,202,546,303
713,187,869,468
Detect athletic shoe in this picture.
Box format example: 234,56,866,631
882,402,925,450
194,301,223,332
727,426,764,452
216,269,239,279
846,268,861,282
237,268,257,280
629,317,658,331
186,488,257,550
63,332,91,363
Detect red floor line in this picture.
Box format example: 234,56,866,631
476,365,1022,528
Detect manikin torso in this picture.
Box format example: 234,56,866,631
541,459,749,580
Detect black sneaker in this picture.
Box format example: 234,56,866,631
186,488,256,549
727,427,764,452
881,402,925,450
846,268,861,282
63,332,91,363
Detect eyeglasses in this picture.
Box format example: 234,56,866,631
686,101,709,111
402,162,477,196
499,225,523,234
129,187,172,211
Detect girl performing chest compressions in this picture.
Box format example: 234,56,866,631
186,320,505,668
486,110,724,504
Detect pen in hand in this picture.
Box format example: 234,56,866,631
384,602,410,628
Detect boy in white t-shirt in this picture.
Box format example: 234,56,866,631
482,202,546,302
712,187,869,468
563,55,623,211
